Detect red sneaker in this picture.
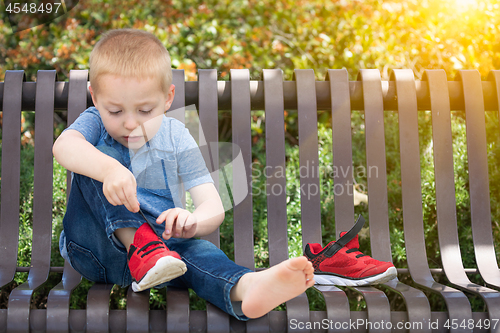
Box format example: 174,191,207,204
128,223,187,292
304,216,397,286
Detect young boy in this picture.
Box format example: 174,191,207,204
53,28,314,320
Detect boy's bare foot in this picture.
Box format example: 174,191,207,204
231,256,315,319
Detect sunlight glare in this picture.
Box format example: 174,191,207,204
454,0,478,11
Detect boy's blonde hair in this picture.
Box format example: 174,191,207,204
89,29,172,97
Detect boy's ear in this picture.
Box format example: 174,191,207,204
89,85,98,106
165,84,176,111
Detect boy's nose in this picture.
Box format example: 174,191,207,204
124,116,140,130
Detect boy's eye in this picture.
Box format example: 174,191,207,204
140,110,153,114
109,110,122,114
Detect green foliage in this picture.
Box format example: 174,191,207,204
16,144,35,270
17,151,67,282
1,0,500,82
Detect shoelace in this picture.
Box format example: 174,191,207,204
134,210,167,258
137,240,165,258
346,248,367,258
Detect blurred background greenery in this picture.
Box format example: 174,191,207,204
1,0,500,81
1,0,500,313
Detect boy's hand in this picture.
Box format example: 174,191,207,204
156,208,197,240
102,165,140,213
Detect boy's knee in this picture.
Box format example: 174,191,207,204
96,146,125,166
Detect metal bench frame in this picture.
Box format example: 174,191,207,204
0,68,499,332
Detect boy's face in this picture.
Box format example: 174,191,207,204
89,74,175,151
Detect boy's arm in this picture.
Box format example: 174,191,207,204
53,129,140,212
157,182,225,239
157,120,224,238
189,182,225,237
53,129,120,181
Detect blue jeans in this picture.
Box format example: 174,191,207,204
59,146,252,320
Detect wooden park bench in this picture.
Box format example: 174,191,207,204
0,68,500,332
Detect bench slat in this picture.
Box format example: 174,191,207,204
295,69,322,247
165,69,191,333
326,69,356,231
46,262,82,333
126,287,149,333
263,69,311,332
360,69,432,333
166,287,190,333
459,70,500,290
230,69,256,271
357,69,392,261
172,69,187,211
262,68,291,329
426,69,500,328
392,69,430,278
297,69,354,333
288,68,323,332
168,69,186,123
31,70,56,280
86,283,114,332
425,70,467,280
489,70,500,116
0,70,23,289
306,69,352,333
64,70,89,197
198,69,231,332
230,69,277,330
313,285,349,333
328,69,392,333
263,69,289,266
198,69,221,248
6,70,57,333
245,316,271,333
328,69,357,238
46,69,87,333
393,69,474,330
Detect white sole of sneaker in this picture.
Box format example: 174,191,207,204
313,266,397,286
132,256,187,292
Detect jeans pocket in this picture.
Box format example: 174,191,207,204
67,241,107,283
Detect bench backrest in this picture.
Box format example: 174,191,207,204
1,68,499,332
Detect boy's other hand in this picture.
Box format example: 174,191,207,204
156,208,197,240
102,165,140,213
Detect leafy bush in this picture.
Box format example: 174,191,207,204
2,0,500,82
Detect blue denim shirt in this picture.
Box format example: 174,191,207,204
65,107,213,215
